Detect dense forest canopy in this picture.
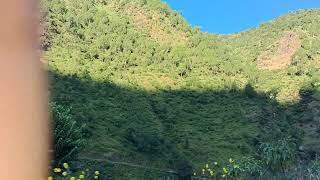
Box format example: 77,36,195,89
42,0,320,179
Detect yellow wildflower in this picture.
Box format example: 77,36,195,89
79,174,85,179
205,164,209,168
223,167,228,174
63,163,69,169
48,176,53,180
62,172,68,176
94,175,99,179
229,158,234,163
210,170,214,176
54,168,62,173
95,171,100,175
70,177,76,180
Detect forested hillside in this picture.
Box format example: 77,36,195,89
42,0,320,179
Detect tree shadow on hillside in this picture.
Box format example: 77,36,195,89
49,70,319,175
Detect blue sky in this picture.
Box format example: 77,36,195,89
163,0,320,34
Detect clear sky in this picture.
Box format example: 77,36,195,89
163,0,320,34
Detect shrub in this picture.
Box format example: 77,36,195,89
125,128,164,153
259,137,296,175
50,102,86,164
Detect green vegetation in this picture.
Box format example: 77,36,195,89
42,0,320,178
50,103,86,163
48,163,102,180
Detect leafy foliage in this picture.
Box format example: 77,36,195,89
259,138,296,174
125,128,169,153
50,102,86,163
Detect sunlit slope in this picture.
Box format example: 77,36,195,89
43,0,320,171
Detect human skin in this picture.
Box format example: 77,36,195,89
0,0,49,179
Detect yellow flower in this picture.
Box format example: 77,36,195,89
229,158,234,163
222,174,226,178
81,171,86,175
94,171,100,175
54,168,62,173
70,177,76,180
62,172,68,176
223,167,228,174
214,162,218,165
205,164,209,168
63,163,69,169
79,174,85,179
210,170,214,176
94,175,99,179
48,176,53,180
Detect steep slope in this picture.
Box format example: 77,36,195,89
42,0,320,178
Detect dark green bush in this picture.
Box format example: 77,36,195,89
125,128,165,153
